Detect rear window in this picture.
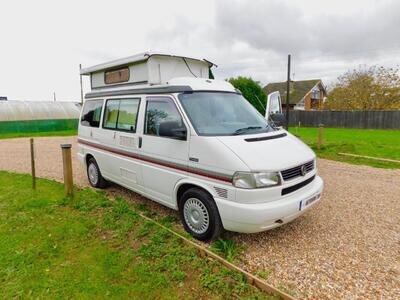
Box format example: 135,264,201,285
81,100,103,127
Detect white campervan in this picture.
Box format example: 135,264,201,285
78,52,323,240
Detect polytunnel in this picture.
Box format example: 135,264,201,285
0,101,81,134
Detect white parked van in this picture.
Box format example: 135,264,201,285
78,52,323,240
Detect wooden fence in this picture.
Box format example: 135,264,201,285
288,110,400,129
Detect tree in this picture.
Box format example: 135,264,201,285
229,76,266,114
323,66,400,110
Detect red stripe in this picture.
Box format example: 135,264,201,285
78,138,232,183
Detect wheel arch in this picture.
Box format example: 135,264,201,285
85,153,95,167
174,179,217,209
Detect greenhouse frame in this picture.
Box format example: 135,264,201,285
0,101,81,134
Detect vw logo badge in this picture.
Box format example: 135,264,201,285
301,165,307,176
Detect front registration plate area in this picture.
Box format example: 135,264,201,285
299,193,321,211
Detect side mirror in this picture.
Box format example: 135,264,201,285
171,127,187,140
270,113,286,127
159,121,187,140
265,91,283,119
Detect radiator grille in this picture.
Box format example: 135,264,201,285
281,160,314,181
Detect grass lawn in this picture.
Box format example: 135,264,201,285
289,127,400,169
0,171,276,299
0,130,77,140
2,127,398,169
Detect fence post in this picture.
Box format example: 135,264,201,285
61,144,73,196
30,138,36,189
317,124,324,149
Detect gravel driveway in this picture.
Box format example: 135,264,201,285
0,136,399,299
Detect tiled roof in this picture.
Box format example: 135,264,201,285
264,79,322,105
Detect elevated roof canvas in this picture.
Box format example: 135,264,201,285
80,52,216,75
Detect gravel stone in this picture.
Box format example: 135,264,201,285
0,136,399,299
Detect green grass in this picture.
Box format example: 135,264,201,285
254,269,273,281
211,238,244,263
289,127,400,169
0,171,277,299
0,130,77,139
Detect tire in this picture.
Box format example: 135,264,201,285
86,157,107,188
179,187,223,241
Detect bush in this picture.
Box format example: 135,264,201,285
229,76,266,114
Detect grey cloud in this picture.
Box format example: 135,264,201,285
215,0,310,53
144,0,400,86
215,0,400,59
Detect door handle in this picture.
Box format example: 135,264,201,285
113,132,116,139
138,137,142,148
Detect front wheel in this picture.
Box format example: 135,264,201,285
179,188,223,241
87,157,107,188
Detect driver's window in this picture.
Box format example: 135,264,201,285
144,98,184,137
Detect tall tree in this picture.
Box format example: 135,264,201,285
323,66,400,110
229,77,266,114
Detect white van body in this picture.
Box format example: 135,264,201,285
78,53,323,240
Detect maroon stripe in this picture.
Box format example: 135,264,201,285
78,138,232,183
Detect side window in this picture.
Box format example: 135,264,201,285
105,67,130,84
103,100,120,129
117,99,140,131
81,100,103,127
103,98,140,132
145,98,185,138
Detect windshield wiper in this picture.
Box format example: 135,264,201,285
233,126,263,135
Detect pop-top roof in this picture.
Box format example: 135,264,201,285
80,52,216,75
81,52,216,88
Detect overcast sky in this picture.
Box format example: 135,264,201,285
1,0,399,101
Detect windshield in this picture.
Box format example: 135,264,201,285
178,92,276,136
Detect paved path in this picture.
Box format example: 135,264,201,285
0,136,399,299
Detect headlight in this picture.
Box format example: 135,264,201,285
232,171,281,189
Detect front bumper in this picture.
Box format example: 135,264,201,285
214,175,324,233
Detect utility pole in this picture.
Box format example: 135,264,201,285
285,54,291,130
53,92,56,102
79,64,84,104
